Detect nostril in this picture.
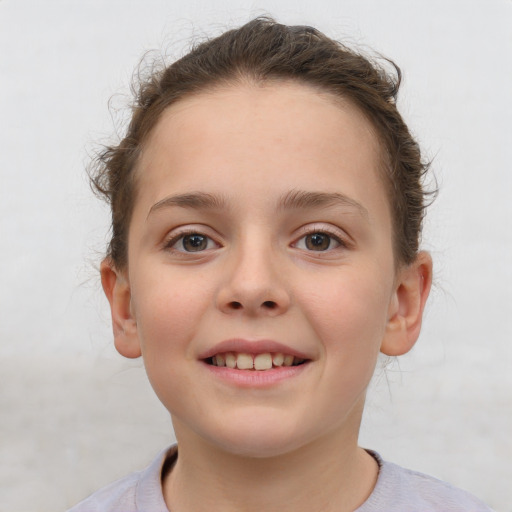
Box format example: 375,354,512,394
223,299,283,312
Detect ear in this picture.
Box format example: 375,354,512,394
100,258,142,359
381,251,433,356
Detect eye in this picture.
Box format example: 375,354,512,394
294,231,342,252
167,232,217,252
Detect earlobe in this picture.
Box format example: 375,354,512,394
381,251,433,356
100,258,142,359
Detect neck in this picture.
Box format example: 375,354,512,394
163,416,378,512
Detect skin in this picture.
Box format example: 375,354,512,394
101,82,432,512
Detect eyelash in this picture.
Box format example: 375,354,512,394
163,229,220,253
163,226,348,255
292,227,348,253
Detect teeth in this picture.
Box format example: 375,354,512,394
283,355,294,367
236,353,254,370
254,353,273,370
225,352,236,368
272,353,284,366
209,352,306,370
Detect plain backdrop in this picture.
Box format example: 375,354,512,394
0,1,511,511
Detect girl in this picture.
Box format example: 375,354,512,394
69,17,492,512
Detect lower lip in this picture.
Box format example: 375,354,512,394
201,361,310,388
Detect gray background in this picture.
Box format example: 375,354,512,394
1,1,511,511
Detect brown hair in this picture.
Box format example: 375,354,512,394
91,16,433,268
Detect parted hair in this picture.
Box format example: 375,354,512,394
91,16,432,268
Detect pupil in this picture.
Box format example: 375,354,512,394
183,234,207,251
306,233,330,251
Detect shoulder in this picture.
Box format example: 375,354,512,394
66,446,176,512
357,451,494,512
66,470,141,512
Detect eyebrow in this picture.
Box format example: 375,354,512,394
147,189,369,220
278,190,369,220
147,192,228,219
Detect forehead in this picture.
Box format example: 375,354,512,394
142,81,381,154
135,82,387,219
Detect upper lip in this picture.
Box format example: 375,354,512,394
198,339,312,360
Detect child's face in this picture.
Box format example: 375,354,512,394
115,83,407,457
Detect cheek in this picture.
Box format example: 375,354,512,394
300,266,392,365
130,267,213,358
129,269,212,414
290,268,393,431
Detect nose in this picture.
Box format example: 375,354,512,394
215,240,291,317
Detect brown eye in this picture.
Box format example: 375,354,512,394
305,233,332,251
168,233,217,252
294,231,342,252
182,234,208,251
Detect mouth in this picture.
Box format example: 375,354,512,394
205,352,308,371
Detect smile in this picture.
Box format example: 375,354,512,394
207,352,307,371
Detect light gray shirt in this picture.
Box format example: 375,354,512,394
67,446,493,511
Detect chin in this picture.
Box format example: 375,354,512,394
172,402,327,460
215,436,301,459
204,417,311,459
